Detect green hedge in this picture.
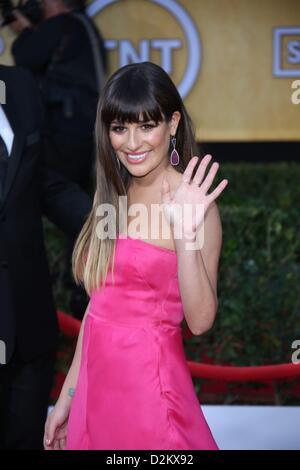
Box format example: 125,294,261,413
44,162,300,402
185,162,300,404
189,162,300,367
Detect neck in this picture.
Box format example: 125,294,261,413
130,160,171,193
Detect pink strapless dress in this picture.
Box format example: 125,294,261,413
66,236,218,450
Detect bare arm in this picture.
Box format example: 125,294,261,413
56,302,90,411
175,202,222,335
44,302,90,449
162,156,227,336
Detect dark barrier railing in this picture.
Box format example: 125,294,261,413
57,311,300,382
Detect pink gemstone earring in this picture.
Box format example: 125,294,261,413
170,136,180,166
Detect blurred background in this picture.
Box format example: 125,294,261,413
1,0,300,448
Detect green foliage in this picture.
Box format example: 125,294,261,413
43,220,70,312
184,162,300,367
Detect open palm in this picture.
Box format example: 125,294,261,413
161,155,228,237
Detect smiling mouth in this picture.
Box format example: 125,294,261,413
125,152,149,163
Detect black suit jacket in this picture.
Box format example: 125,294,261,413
0,65,92,363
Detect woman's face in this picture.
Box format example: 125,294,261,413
109,112,180,178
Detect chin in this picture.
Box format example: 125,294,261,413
126,165,151,177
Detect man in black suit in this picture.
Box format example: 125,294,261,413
0,64,92,449
10,0,106,320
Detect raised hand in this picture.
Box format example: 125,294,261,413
161,155,228,239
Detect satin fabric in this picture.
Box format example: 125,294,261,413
66,236,218,450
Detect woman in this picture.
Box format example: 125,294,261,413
44,62,228,450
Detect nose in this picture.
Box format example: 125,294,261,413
126,128,142,152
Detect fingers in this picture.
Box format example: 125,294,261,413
45,424,54,448
182,156,199,183
189,154,228,200
44,440,52,450
183,155,216,187
59,437,67,450
53,439,60,451
44,432,52,450
200,161,220,194
44,412,56,450
192,154,212,186
44,432,67,451
44,419,51,450
207,179,228,202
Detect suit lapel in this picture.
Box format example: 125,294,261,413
1,74,25,206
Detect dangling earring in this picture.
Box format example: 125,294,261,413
170,136,180,166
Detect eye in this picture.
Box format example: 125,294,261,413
141,123,156,130
110,125,125,133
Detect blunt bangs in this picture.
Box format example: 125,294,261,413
101,78,166,127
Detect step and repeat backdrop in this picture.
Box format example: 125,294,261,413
1,0,299,141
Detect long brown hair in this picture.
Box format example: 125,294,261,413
73,62,198,295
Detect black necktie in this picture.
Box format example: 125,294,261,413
0,134,9,202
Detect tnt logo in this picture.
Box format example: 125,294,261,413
273,27,300,77
87,0,201,99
